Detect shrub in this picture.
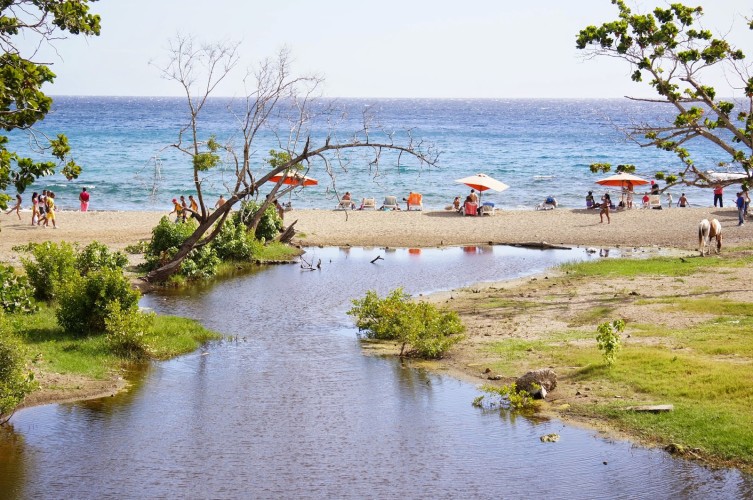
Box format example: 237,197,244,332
20,241,77,301
596,319,625,366
0,321,37,422
76,242,128,275
0,265,37,314
105,301,155,359
211,216,256,261
348,288,465,358
145,216,219,279
56,268,140,336
236,201,282,242
478,383,536,411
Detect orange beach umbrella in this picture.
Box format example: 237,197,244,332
269,171,319,187
595,172,649,188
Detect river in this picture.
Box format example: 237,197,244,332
1,246,751,499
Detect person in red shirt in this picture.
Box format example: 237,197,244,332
713,184,723,207
79,187,90,212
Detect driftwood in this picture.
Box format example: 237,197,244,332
497,242,573,250
624,404,674,413
276,220,297,244
300,255,321,271
370,255,384,264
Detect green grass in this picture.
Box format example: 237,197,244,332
559,255,753,278
8,305,220,379
484,299,753,463
251,241,301,262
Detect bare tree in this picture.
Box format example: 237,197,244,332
146,37,438,283
576,1,752,189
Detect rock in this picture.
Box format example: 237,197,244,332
516,368,557,399
540,433,560,443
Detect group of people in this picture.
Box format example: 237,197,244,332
170,194,203,223
5,190,60,228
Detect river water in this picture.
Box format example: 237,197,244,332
2,246,752,499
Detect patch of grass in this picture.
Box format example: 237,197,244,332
559,255,753,278
9,305,220,379
659,298,753,317
251,241,301,262
568,305,615,327
146,315,220,360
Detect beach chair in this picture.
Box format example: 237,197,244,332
480,202,496,215
406,192,423,211
335,198,356,210
381,196,400,210
359,197,376,210
648,195,662,209
535,201,555,211
463,201,478,216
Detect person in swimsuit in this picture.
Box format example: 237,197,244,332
5,194,22,220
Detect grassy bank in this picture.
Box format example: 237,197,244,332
442,251,753,472
7,304,219,405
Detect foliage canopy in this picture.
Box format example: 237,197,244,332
577,1,753,189
0,1,101,209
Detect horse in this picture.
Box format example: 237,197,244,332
698,218,722,256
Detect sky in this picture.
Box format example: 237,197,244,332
28,0,753,98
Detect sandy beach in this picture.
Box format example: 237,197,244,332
0,206,749,263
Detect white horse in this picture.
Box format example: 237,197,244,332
698,218,722,256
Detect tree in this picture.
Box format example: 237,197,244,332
0,1,101,209
576,1,752,189
146,37,438,283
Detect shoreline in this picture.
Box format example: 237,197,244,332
1,207,750,264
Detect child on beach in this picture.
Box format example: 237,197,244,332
44,192,56,228
600,194,610,224
170,198,184,223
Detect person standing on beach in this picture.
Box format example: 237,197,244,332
600,194,611,224
665,192,673,209
79,187,90,212
713,184,723,207
180,196,188,222
5,194,22,220
215,194,226,209
736,192,745,226
743,188,750,218
31,192,39,225
37,191,47,225
678,193,689,207
469,189,479,204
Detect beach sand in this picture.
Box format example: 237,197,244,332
1,206,749,263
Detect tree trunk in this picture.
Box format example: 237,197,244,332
276,220,297,243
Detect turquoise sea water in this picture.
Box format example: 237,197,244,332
13,97,732,211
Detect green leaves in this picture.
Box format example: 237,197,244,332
596,319,625,366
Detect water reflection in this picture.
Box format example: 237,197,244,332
2,246,752,498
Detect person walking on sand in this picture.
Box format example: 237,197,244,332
188,195,199,220
736,192,745,226
665,192,673,209
37,191,46,225
79,187,90,212
599,193,611,224
180,195,188,222
713,184,723,207
5,194,22,220
169,198,183,223
44,192,56,228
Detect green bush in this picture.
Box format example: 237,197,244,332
0,321,37,422
0,265,37,314
56,268,140,336
596,319,625,366
105,301,155,359
212,217,256,261
348,288,465,358
76,241,129,275
236,201,282,242
145,216,220,279
20,241,77,301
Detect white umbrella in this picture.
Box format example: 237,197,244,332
455,173,509,205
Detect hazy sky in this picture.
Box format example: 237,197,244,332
35,0,752,98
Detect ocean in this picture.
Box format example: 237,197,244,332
11,96,733,211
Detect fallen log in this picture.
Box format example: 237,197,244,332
276,220,298,244
496,241,573,250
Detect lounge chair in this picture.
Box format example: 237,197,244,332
380,196,400,210
463,201,478,216
535,202,555,211
406,192,423,211
647,194,662,209
359,197,376,210
335,198,356,210
479,202,496,215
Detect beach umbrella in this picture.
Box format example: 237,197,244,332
595,172,649,188
596,172,649,207
455,173,510,193
269,171,319,187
